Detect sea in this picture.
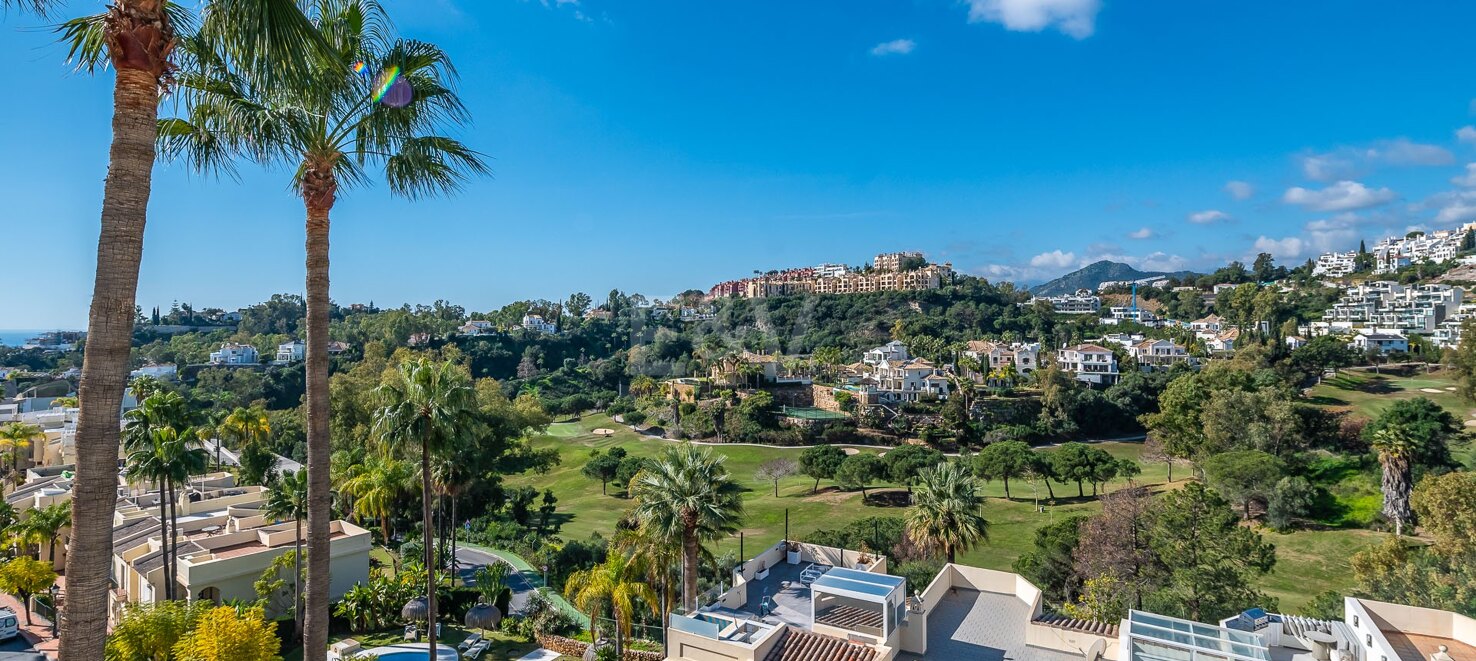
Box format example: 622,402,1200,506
0,330,80,348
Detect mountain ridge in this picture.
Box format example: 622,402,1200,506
1029,260,1194,296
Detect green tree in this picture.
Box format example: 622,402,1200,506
799,444,847,493
1453,318,1476,404
1410,471,1476,555
882,444,945,495
1364,397,1460,535
264,470,308,639
124,425,208,601
1048,442,1116,497
105,600,209,661
172,605,282,661
1201,450,1285,519
835,453,884,499
1265,476,1317,532
0,556,56,626
631,444,743,613
582,448,626,495
564,554,658,659
972,441,1034,499
0,422,41,476
1012,516,1085,603
20,502,71,564
339,452,413,541
373,359,482,657
905,462,989,564
164,7,487,654
1146,483,1277,622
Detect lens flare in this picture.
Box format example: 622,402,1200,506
351,61,367,75
372,66,413,108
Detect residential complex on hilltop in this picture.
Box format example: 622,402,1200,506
707,252,954,299
1374,226,1474,274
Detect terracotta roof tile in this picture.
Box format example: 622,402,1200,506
763,627,878,661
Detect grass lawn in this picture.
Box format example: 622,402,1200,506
1307,368,1473,422
506,413,1375,612
283,627,538,661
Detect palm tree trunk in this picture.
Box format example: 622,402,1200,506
158,481,170,601
168,476,179,600
294,518,303,640
62,56,162,661
421,438,438,656
449,496,458,586
682,521,699,613
302,193,335,661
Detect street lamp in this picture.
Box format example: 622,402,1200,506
541,564,548,589
48,585,59,639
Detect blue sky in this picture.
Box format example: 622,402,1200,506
6,0,1476,328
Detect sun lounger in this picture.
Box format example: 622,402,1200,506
464,640,490,659
459,632,483,652
403,624,418,641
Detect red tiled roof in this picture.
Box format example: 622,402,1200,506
764,628,878,661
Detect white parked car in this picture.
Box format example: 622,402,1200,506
0,607,17,641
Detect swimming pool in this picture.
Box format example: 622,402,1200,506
356,643,460,660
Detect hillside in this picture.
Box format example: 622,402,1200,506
1030,260,1192,296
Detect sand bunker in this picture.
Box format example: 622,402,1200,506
592,428,616,437
843,447,861,455
1420,388,1444,393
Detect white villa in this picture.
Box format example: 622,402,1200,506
962,340,1040,378
1128,338,1193,371
274,340,305,364
862,340,911,366
1036,289,1101,315
1352,331,1409,355
1056,344,1119,386
208,343,258,366
459,320,495,336
519,314,558,334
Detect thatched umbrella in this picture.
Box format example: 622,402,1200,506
464,602,502,632
401,596,429,623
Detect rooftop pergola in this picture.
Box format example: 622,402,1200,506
810,567,906,641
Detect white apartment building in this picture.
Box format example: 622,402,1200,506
274,340,305,364
208,343,258,366
130,364,178,380
872,251,924,272
1106,307,1160,326
1373,226,1473,274
815,263,848,278
1322,281,1463,336
962,340,1040,376
520,314,558,334
1312,250,1358,278
1056,344,1119,386
1036,289,1102,315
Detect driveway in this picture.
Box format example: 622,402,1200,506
455,546,535,615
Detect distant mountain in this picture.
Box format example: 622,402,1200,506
1029,260,1194,296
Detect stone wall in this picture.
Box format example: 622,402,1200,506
811,384,842,412
534,634,664,661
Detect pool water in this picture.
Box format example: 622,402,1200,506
357,643,460,660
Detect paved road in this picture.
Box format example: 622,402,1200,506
454,546,535,615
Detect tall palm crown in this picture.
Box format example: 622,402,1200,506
631,444,743,613
372,358,482,657
163,7,484,655
564,553,658,659
339,452,413,541
123,425,207,601
906,461,989,565
21,503,72,564
122,391,192,453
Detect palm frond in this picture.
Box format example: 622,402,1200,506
3,0,57,18
200,0,339,90
53,11,108,73
383,136,488,200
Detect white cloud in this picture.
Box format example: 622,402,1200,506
963,0,1101,39
1459,126,1476,144
1302,213,1366,252
1128,227,1155,240
1282,180,1396,212
1427,190,1476,224
1224,180,1254,201
1187,209,1231,224
1135,252,1190,272
1299,139,1454,181
1252,236,1307,261
1453,163,1476,188
870,39,916,56
1029,250,1078,269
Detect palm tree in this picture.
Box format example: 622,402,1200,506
50,2,326,655
123,426,206,601
162,8,486,652
265,469,309,639
631,444,744,613
340,452,413,542
611,521,684,633
0,423,41,477
906,462,989,564
564,554,659,659
220,405,272,466
23,503,72,565
372,359,482,657
1371,427,1418,536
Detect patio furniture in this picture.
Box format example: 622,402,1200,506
326,639,360,661
464,640,490,659
799,563,830,585
402,624,417,641
458,632,483,652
